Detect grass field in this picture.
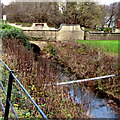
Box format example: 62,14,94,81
77,40,119,54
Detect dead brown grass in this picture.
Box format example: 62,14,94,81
53,41,119,101
2,38,89,118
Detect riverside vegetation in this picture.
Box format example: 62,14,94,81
48,41,120,105
1,24,90,118
1,24,120,118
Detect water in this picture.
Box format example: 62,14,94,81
69,85,118,118
51,63,118,118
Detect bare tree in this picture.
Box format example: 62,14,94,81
3,2,63,27
3,1,103,28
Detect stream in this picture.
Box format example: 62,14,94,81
52,63,119,118
69,85,118,118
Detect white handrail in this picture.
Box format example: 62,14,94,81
47,74,116,86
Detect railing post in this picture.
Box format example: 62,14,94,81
4,70,14,120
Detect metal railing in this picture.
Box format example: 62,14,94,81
0,59,48,120
55,74,116,86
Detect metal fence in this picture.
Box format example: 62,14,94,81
0,59,48,120
0,58,117,119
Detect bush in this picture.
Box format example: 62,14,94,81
43,43,57,56
1,23,31,50
103,28,112,33
96,27,112,33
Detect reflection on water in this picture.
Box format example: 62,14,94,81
69,85,118,118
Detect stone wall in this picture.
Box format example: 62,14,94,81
23,30,57,40
23,24,85,41
86,32,120,40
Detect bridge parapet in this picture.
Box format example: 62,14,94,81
8,23,84,41
22,23,84,41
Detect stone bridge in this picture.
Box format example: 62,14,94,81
9,23,85,41
23,23,85,42
29,41,49,57
8,23,120,51
19,23,84,51
8,23,84,51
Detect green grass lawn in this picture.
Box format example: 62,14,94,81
77,40,119,54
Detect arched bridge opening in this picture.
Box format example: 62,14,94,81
29,41,48,61
30,43,41,54
30,43,41,61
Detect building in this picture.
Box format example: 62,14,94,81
118,19,120,29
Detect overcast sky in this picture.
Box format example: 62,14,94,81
1,0,120,5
